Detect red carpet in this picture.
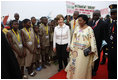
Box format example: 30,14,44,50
50,51,108,79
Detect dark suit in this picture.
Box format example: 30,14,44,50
1,31,22,79
100,18,112,63
18,20,23,30
88,19,106,72
107,20,117,79
104,18,112,43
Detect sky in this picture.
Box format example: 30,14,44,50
1,1,117,21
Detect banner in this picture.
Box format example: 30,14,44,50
100,8,109,15
75,5,95,18
66,1,95,18
66,1,75,15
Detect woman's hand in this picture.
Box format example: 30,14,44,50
18,51,23,58
23,49,26,57
41,46,45,50
29,49,33,54
53,48,56,53
89,52,94,55
66,47,70,52
33,48,36,54
70,48,73,52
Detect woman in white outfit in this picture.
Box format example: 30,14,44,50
53,14,70,72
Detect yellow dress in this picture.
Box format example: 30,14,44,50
65,26,98,79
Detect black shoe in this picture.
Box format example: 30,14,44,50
100,61,105,65
92,71,96,76
42,65,46,69
58,69,62,72
45,62,51,66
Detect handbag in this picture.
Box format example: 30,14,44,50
84,46,91,56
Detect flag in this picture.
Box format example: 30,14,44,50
3,15,9,25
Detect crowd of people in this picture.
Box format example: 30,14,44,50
1,4,117,79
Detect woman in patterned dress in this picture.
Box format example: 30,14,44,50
65,14,98,79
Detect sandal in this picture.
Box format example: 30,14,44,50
36,66,42,71
29,71,37,77
23,75,28,79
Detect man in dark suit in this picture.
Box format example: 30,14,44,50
88,10,106,76
9,13,23,30
14,13,23,30
106,4,117,79
1,31,22,79
100,15,111,65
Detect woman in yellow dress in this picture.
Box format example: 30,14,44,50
65,14,98,79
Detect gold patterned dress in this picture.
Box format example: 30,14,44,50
8,30,24,66
21,28,35,67
65,26,98,79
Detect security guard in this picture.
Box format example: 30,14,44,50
107,4,117,79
